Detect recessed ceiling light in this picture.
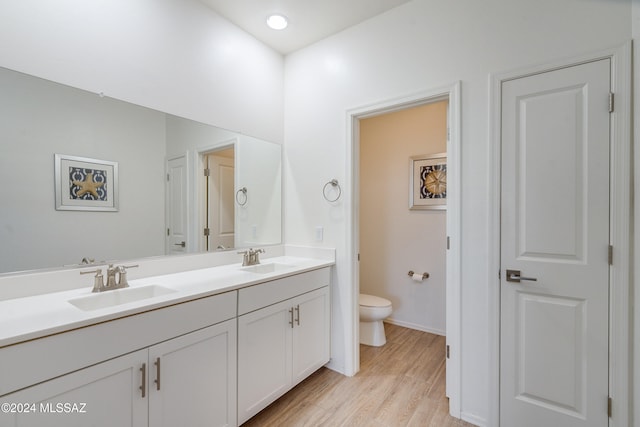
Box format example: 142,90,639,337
266,14,288,30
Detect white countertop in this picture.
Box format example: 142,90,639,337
0,256,333,348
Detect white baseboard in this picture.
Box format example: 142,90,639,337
461,411,487,427
384,318,446,336
324,359,348,376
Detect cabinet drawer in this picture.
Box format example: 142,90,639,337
0,290,237,396
238,267,330,315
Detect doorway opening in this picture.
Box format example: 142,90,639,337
359,100,448,334
347,82,461,417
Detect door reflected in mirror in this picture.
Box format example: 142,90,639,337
203,147,235,252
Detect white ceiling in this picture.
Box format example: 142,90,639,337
199,0,413,55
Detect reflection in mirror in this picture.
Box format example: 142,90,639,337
0,67,282,275
203,147,235,252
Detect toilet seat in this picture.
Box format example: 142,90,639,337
360,293,391,308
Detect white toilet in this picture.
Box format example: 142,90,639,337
359,293,393,346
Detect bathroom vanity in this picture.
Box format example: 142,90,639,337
0,248,333,427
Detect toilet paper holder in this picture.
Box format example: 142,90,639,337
408,271,429,280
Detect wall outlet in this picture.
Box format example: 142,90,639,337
315,226,324,242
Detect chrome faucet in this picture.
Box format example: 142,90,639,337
238,248,265,266
81,264,139,292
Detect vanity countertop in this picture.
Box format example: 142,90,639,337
0,256,334,348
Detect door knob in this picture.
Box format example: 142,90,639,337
174,241,186,248
506,269,537,283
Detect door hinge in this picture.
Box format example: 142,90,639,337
608,245,613,265
447,236,450,250
167,228,170,236
498,269,501,279
446,345,450,359
203,228,210,237
204,168,210,177
608,396,612,418
357,253,360,261
166,173,170,182
609,92,614,113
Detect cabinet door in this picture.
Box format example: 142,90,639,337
291,287,331,384
0,350,147,427
148,319,237,427
237,299,292,424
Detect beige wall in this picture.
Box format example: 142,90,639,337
359,100,448,334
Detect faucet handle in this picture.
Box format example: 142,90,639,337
237,249,251,266
116,264,139,288
254,248,265,264
80,268,104,293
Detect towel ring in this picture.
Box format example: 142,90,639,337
236,187,248,206
323,179,341,202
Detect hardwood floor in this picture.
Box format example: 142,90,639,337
242,323,476,427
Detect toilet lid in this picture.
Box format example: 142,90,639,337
360,293,391,307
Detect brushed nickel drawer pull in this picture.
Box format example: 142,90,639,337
140,363,147,398
295,305,300,326
289,308,294,328
154,357,161,391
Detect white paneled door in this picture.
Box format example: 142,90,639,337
500,59,611,426
166,156,188,254
207,154,235,251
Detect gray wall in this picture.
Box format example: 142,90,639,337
0,69,166,272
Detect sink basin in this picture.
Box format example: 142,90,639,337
68,285,177,311
240,262,295,275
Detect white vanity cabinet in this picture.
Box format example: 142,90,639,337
0,290,238,427
0,258,334,427
237,268,330,424
291,288,331,384
148,319,237,427
0,320,236,427
0,349,149,427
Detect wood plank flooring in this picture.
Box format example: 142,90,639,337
242,323,476,427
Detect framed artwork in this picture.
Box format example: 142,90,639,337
409,152,446,210
54,154,119,211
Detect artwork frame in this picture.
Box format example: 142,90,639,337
409,152,447,210
54,154,119,211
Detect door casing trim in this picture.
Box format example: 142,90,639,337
488,42,632,427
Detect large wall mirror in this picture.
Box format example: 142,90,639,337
0,67,282,275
